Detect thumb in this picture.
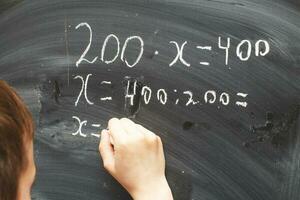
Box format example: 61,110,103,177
99,129,115,173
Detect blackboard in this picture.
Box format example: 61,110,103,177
0,0,300,199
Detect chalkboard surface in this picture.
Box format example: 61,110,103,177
0,0,300,199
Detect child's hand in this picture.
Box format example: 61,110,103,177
99,118,173,200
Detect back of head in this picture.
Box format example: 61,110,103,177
0,80,34,200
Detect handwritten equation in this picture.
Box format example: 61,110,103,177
70,75,249,138
67,22,271,138
75,22,270,68
71,116,102,138
74,74,248,108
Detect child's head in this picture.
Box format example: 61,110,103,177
0,80,36,200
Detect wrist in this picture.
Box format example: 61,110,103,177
130,177,173,200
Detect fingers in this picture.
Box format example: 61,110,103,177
138,124,164,156
120,118,142,137
108,117,161,148
99,129,115,172
108,118,127,144
136,124,157,138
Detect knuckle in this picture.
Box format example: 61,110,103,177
119,118,128,126
136,124,143,129
137,135,146,143
156,136,163,146
130,135,140,142
120,118,131,125
155,137,161,145
120,117,128,122
145,134,157,144
108,118,119,125
156,135,162,142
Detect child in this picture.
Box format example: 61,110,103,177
0,80,173,200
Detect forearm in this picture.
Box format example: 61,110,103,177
131,178,173,200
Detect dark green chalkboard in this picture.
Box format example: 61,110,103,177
0,0,299,199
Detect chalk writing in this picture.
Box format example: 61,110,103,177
236,93,248,107
71,116,102,138
70,22,265,138
101,34,120,64
121,36,144,68
75,22,98,67
169,41,190,67
74,74,94,106
183,91,199,106
71,116,87,137
157,89,168,105
73,78,248,108
75,22,271,68
218,37,230,66
196,45,212,66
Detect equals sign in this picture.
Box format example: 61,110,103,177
91,124,101,138
235,93,248,107
196,46,212,66
100,81,113,101
92,124,101,128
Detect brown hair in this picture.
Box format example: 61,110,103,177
0,80,34,200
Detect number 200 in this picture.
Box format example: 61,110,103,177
75,22,144,68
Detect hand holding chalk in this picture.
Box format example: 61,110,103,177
99,118,173,200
